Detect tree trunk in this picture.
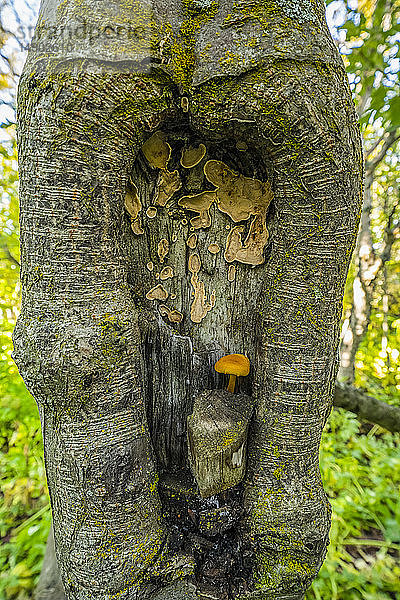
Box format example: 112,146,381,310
334,383,400,433
338,129,399,382
15,1,363,598
338,182,373,383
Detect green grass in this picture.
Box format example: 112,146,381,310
0,367,50,600
308,409,400,600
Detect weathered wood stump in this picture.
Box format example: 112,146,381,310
187,389,255,498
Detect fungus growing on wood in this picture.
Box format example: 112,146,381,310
186,233,198,249
214,354,250,394
125,184,144,235
159,304,183,323
180,144,206,169
228,264,236,282
131,219,144,235
159,304,184,323
155,169,181,206
178,191,216,229
168,309,183,323
236,141,248,151
204,159,236,188
181,96,189,112
224,213,269,265
208,243,220,254
146,206,157,218
141,131,171,170
186,162,206,193
157,238,170,263
188,253,216,323
190,279,216,323
204,159,272,224
146,284,169,301
160,266,174,280
159,304,169,317
124,184,141,220
188,253,201,274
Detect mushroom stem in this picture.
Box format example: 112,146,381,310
227,374,236,394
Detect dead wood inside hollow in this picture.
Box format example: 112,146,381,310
187,389,255,498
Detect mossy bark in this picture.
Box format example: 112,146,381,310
16,1,362,599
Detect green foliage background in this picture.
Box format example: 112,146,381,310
1,0,399,598
0,129,52,598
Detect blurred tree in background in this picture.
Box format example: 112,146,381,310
0,1,399,599
0,125,51,598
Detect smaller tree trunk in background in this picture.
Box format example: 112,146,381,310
334,383,400,433
339,184,374,383
339,130,399,382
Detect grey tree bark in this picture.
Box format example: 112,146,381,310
334,383,400,433
14,1,363,599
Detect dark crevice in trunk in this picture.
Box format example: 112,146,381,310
157,475,251,600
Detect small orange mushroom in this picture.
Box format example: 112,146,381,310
214,354,250,393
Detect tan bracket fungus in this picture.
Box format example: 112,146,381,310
131,220,144,236
224,213,270,266
200,159,273,265
181,97,189,112
177,160,272,264
146,284,169,301
188,253,216,324
204,159,272,223
157,238,170,263
168,309,184,323
141,131,181,208
188,253,201,275
124,184,141,220
178,191,216,229
146,206,158,218
124,183,144,236
141,131,171,170
159,266,174,280
180,144,207,169
155,169,182,207
186,233,198,249
159,304,184,323
208,243,220,254
236,141,248,152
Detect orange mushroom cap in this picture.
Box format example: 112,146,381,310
214,354,250,377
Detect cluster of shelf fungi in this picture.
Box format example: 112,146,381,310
125,132,271,598
125,130,272,325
